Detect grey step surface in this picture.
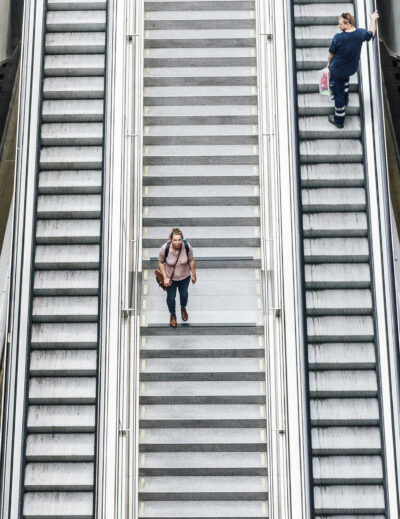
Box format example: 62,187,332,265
292,0,385,515
139,1,267,515
19,0,107,514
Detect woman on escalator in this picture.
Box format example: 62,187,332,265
158,228,197,328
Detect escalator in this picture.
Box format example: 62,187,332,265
292,0,392,515
0,0,108,516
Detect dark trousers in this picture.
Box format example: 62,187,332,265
330,73,349,124
166,275,191,314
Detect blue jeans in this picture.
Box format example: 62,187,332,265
330,73,349,124
166,275,191,314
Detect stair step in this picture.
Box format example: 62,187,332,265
298,93,359,115
141,381,265,401
302,188,366,211
29,378,96,404
31,323,98,349
296,47,329,69
41,123,103,146
40,146,103,170
145,123,257,135
304,237,369,262
138,452,267,470
36,220,100,244
23,492,93,518
302,212,368,237
141,358,263,373
142,334,262,350
32,296,98,322
43,77,104,100
295,25,337,46
144,1,256,12
140,428,265,446
137,501,267,518
45,32,105,54
306,289,372,315
141,325,263,337
300,140,363,163
27,405,96,432
144,95,257,107
300,163,364,187
144,142,258,155
143,309,260,328
139,476,267,499
141,348,264,358
310,398,379,426
143,205,260,226
311,426,381,455
34,270,99,296
44,54,105,76
309,370,377,397
38,170,102,194
304,263,370,288
37,195,101,218
313,455,383,484
35,244,100,270
144,185,259,205
299,116,361,139
46,10,106,32
308,342,376,369
26,433,95,461
297,70,358,93
294,3,353,25
145,114,258,126
307,315,374,342
145,10,256,21
48,0,107,9
313,484,385,514
42,100,103,122
146,19,255,30
30,350,97,376
24,462,93,491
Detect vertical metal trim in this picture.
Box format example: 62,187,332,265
285,0,315,517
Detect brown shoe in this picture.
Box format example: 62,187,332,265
170,314,177,328
181,307,188,322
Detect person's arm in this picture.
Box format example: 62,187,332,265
369,10,379,37
189,258,197,284
327,35,336,67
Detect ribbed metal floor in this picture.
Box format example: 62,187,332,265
292,0,386,515
139,0,269,516
21,0,107,516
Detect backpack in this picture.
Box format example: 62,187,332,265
164,239,189,262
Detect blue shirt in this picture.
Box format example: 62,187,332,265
329,28,373,78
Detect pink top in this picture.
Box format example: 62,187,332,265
158,241,194,281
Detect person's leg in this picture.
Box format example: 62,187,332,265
329,74,346,126
166,281,178,315
344,76,350,106
177,275,191,309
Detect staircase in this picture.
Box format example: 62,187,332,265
293,0,386,515
21,0,107,516
138,0,269,516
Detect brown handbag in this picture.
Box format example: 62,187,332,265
154,243,183,291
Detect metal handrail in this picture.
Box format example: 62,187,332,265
357,0,400,513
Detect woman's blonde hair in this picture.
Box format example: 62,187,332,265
340,12,355,26
169,227,183,240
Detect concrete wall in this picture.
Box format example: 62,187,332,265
0,0,11,63
377,0,400,58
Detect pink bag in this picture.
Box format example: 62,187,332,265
319,67,330,96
